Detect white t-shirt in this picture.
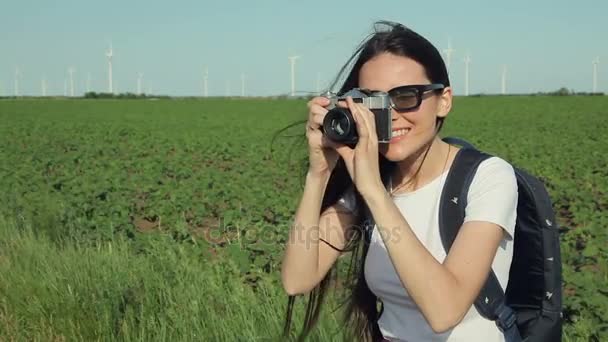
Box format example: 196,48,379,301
337,156,518,342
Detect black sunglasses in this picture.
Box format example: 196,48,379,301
387,83,445,111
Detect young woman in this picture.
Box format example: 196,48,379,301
280,21,518,342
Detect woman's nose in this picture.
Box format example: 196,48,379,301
391,108,400,120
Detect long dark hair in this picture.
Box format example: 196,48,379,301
280,21,450,342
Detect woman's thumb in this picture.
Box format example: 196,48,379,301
334,144,353,160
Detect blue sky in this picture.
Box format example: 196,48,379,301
1,0,607,96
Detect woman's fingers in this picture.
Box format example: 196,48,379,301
342,98,362,136
336,99,348,108
334,143,355,176
307,96,330,110
334,143,354,159
349,97,379,146
361,107,378,148
361,107,377,142
308,108,328,130
307,97,330,131
346,97,371,141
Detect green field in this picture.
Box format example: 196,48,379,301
0,97,607,341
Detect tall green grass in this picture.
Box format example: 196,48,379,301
0,214,347,341
0,214,600,341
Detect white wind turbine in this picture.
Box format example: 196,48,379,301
41,76,47,96
241,73,246,97
443,38,455,73
68,67,76,97
14,67,20,97
501,65,507,95
592,57,599,93
288,55,300,96
203,67,208,97
137,73,143,95
106,43,114,93
464,53,471,96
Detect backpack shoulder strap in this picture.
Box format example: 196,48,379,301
439,146,522,342
442,136,477,150
438,147,491,251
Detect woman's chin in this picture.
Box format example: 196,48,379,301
380,142,414,162
380,132,438,163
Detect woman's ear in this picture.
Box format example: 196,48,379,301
437,87,452,119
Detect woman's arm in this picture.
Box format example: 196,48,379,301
361,158,517,333
364,189,505,333
280,171,355,295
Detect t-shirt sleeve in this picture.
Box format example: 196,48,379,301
463,157,518,240
336,185,359,214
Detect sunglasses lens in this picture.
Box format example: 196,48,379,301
391,89,418,110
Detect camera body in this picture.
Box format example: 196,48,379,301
322,88,392,144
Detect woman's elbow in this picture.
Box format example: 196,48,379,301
281,280,312,296
428,309,465,334
429,320,454,334
281,277,302,296
280,270,312,296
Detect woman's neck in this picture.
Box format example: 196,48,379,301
392,136,452,193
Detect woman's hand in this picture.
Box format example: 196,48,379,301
306,96,343,177
333,97,385,197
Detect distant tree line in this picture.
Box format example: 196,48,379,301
538,87,605,96
466,88,605,97
83,92,170,99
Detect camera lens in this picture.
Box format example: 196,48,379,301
331,115,349,136
322,107,358,144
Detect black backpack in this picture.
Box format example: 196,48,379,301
438,137,563,341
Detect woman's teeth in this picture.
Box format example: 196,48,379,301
391,128,410,138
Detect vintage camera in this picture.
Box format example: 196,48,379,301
322,88,392,145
